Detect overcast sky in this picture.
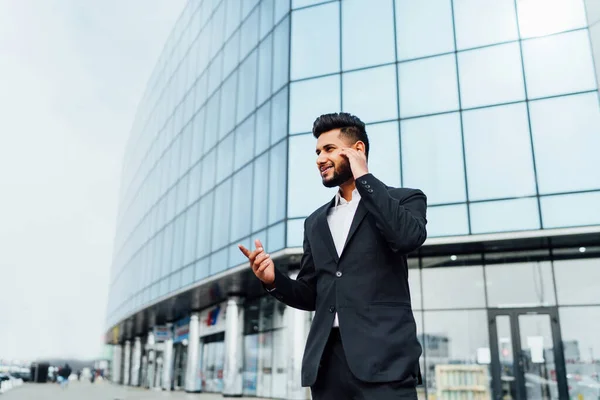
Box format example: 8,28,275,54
0,0,185,362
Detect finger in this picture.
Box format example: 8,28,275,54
238,244,251,257
254,252,269,267
258,258,272,272
255,239,263,250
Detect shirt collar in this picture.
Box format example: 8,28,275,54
334,187,361,207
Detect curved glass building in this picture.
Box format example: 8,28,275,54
106,1,600,399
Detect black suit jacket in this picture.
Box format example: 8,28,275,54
267,173,427,387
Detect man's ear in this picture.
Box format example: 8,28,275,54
354,141,366,153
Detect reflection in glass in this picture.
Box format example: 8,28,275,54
541,192,600,229
343,65,398,123
272,17,290,94
453,0,519,50
366,122,401,188
289,75,340,134
486,261,555,307
522,30,597,99
422,266,486,309
529,93,600,194
425,204,470,237
495,315,517,400
462,103,536,201
470,198,540,234
518,314,559,399
268,141,287,224
341,0,395,70
516,0,587,38
559,306,600,400
554,257,600,305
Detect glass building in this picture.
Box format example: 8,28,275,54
106,1,600,399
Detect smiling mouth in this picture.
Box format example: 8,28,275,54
320,166,333,176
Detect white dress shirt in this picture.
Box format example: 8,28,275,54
326,188,361,327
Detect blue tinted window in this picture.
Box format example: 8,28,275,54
194,72,208,112
212,179,232,251
222,30,240,78
291,3,340,80
209,2,226,59
398,54,459,118
522,30,597,99
401,113,466,205
216,133,234,184
366,122,401,188
458,43,525,109
229,237,251,268
207,53,224,97
237,50,258,124
272,16,290,93
194,257,210,282
343,65,398,123
191,107,205,162
293,0,329,8
470,198,540,234
219,71,238,139
224,0,242,41
529,93,600,194
176,176,188,214
240,8,260,61
200,149,216,196
243,0,260,20
204,91,221,150
287,218,304,248
234,115,255,170
267,222,286,252
171,214,185,272
161,223,174,277
257,34,273,106
541,192,600,228
271,87,288,145
395,0,454,61
516,0,587,39
426,204,470,237
268,140,287,224
187,163,202,207
259,0,275,40
255,101,271,156
252,153,269,231
230,164,254,242
453,0,519,50
290,75,340,134
462,103,537,201
287,134,335,218
274,0,291,24
341,0,395,70
210,248,229,275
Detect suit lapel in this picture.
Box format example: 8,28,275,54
341,200,368,256
315,197,339,264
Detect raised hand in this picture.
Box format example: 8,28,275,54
339,147,368,179
238,239,275,286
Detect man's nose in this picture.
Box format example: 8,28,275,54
316,154,327,165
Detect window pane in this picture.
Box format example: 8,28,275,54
224,0,242,41
422,266,486,309
272,16,290,93
257,34,273,106
274,0,290,24
470,198,540,234
541,192,600,228
270,87,288,145
522,30,597,99
204,91,221,150
196,193,214,258
426,204,470,237
267,222,286,252
231,164,254,242
234,115,255,170
200,148,216,196
395,0,455,60
171,215,186,272
211,248,229,275
365,122,400,188
183,204,199,266
341,0,395,70
343,65,398,123
529,93,600,194
252,153,269,231
216,133,234,184
401,113,466,205
293,0,329,8
398,54,459,118
212,180,232,251
268,140,287,224
286,218,304,248
559,306,600,399
290,75,340,134
516,0,587,38
255,101,271,156
219,71,238,139
259,0,275,40
223,31,240,78
288,134,335,218
230,237,251,269
237,50,258,124
463,103,537,200
195,257,210,281
291,3,340,80
453,0,519,50
555,258,600,305
207,53,224,96
458,42,525,108
240,8,259,61
423,311,492,396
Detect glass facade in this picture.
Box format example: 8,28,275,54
108,1,600,398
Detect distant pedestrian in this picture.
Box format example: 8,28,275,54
58,364,71,389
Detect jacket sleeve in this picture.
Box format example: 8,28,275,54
355,173,427,254
264,219,317,311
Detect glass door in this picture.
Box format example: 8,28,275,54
488,308,569,400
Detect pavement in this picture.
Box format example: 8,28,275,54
0,381,269,400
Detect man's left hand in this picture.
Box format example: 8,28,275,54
340,147,369,179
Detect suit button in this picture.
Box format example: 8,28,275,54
364,184,370,188
368,189,374,193
335,271,342,277
360,180,367,184
329,306,335,313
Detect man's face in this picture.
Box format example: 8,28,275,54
315,129,355,188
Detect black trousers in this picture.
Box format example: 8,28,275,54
311,328,418,400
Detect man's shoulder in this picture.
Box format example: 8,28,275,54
386,185,426,201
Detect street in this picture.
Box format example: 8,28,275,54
1,381,268,400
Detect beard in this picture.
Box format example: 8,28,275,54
322,158,354,188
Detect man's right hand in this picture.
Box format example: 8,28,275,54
238,239,275,286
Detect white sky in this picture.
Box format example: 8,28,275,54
0,0,185,362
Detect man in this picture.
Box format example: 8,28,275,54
239,112,427,399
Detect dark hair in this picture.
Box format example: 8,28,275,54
312,112,369,158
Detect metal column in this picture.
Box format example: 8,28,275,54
162,323,174,391
185,313,201,392
131,337,142,386
123,340,131,386
146,331,156,389
223,296,245,396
